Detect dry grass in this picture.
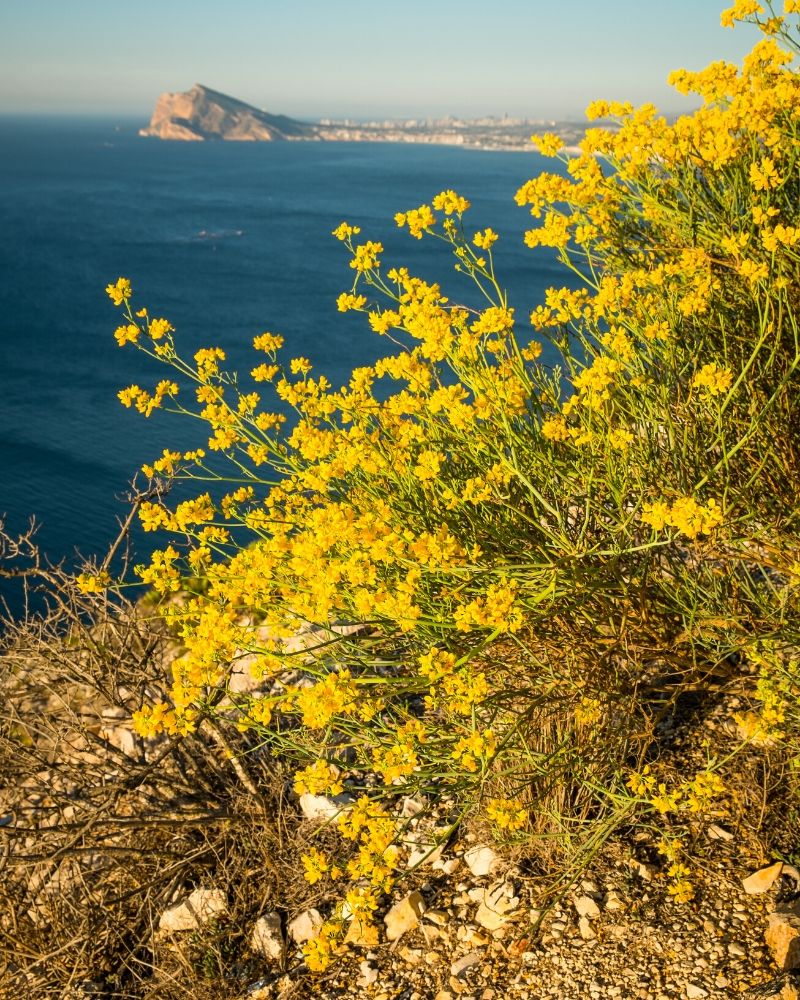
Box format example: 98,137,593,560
0,523,343,999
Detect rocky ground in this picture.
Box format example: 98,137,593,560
3,605,799,1000
227,833,798,1000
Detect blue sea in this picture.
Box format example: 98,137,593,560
0,116,566,614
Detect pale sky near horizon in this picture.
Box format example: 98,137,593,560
0,0,765,120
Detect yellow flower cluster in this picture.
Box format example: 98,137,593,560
485,796,527,831
690,363,734,399
640,497,724,538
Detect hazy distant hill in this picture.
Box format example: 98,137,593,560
139,84,317,141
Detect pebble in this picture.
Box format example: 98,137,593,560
463,846,500,878
742,861,783,894
451,951,483,978
384,891,426,941
249,912,284,963
158,888,227,933
574,895,601,918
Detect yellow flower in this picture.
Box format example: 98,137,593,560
473,228,499,250
395,205,436,239
105,277,132,305
721,0,763,26
626,765,656,796
350,240,384,271
251,363,279,382
486,797,527,831
432,189,470,215
114,323,140,347
541,416,570,442
749,156,781,191
301,847,339,885
148,317,173,340
532,133,564,156
413,449,443,481
76,571,111,594
332,221,361,241
336,292,367,312
690,362,734,398
294,759,344,796
252,331,284,352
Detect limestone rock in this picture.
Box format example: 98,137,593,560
298,792,352,822
432,856,461,876
766,909,800,971
475,880,521,931
159,888,227,933
287,908,323,944
706,823,734,842
384,891,426,941
228,652,267,694
250,912,284,963
686,986,708,999
357,960,378,987
451,951,482,977
574,894,601,918
140,84,317,142
578,915,596,940
464,845,500,877
743,861,784,894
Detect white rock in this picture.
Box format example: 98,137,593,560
101,706,127,720
578,916,596,940
432,857,461,876
298,792,352,822
287,908,323,944
384,891,426,941
475,880,521,931
706,823,734,842
475,903,511,932
463,845,500,877
229,652,266,693
159,888,227,933
408,843,444,869
574,895,601,918
250,912,284,963
401,796,426,818
451,951,482,977
686,986,708,999
742,861,783,894
357,960,378,986
100,724,137,757
628,859,656,881
404,829,444,869
604,890,624,911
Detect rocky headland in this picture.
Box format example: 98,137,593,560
139,84,318,141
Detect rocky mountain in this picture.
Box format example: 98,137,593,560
139,84,317,141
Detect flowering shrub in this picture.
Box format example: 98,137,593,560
97,0,799,969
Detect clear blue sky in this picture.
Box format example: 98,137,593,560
0,0,763,120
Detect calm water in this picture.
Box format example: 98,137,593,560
0,116,566,612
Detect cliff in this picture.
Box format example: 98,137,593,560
139,84,317,141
